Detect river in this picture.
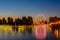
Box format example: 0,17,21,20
0,25,60,40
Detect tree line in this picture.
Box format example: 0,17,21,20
49,16,60,23
0,16,33,26
0,16,60,25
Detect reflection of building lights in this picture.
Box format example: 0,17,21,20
54,30,58,38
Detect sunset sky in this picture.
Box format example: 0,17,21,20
0,0,60,18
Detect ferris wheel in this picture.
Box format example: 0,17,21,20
33,14,47,24
34,14,47,39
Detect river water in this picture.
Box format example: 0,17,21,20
0,25,60,40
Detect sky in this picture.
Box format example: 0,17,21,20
0,0,60,18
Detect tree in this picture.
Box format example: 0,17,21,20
27,16,33,25
54,16,58,22
22,16,27,25
44,21,47,24
58,18,60,20
8,17,13,25
15,18,22,25
49,17,54,23
2,18,6,25
0,19,2,25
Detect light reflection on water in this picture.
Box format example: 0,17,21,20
0,25,59,40
0,29,35,40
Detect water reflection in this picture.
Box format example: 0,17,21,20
0,25,60,40
0,27,35,40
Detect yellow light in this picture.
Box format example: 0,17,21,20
54,30,58,38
